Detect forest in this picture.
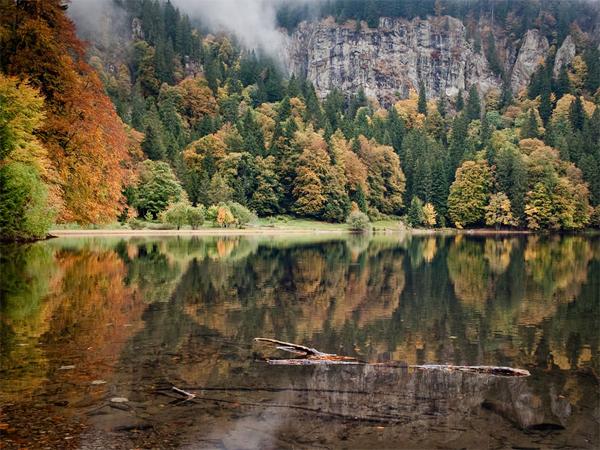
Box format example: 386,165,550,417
1,0,600,241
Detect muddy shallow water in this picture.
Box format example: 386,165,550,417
1,234,598,449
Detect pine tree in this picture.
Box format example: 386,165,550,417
251,156,282,216
240,109,266,156
520,109,539,139
583,46,600,93
387,106,405,155
417,81,428,116
142,100,166,160
437,93,447,118
448,113,471,177
569,96,586,131
539,88,553,125
485,32,503,77
555,65,571,99
500,77,513,109
407,196,425,227
465,85,481,121
455,89,464,112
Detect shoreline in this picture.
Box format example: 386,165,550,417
44,227,592,239
47,227,349,238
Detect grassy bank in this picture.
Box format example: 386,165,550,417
47,217,414,238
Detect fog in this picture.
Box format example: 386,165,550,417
69,0,322,58
68,0,130,48
172,0,322,57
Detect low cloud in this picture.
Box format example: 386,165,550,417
172,0,321,57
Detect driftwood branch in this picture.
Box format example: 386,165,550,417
254,337,530,377
172,386,196,400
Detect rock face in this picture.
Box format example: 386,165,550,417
553,35,576,77
287,16,552,105
510,29,550,95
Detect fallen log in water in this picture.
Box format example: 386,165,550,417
254,338,530,377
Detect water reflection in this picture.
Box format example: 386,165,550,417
0,234,598,448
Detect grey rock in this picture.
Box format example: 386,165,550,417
553,35,576,78
510,29,549,95
286,17,551,106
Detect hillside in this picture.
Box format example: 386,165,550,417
1,0,600,241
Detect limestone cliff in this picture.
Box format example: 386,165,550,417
553,35,576,78
510,29,549,95
286,16,552,105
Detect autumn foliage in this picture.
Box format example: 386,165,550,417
0,0,138,224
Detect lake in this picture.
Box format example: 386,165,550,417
0,234,598,449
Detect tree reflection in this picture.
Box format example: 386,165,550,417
1,234,599,449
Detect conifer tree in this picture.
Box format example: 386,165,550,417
465,85,481,121
455,90,464,111
569,96,586,131
555,65,571,99
520,109,539,139
417,81,428,116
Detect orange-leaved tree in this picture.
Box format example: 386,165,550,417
0,0,138,224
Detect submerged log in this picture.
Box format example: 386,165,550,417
254,337,530,377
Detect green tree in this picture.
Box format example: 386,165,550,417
455,89,464,111
520,109,539,139
0,75,54,240
569,96,586,131
0,163,54,241
227,201,255,227
539,88,553,125
240,109,266,155
485,32,503,77
407,196,425,227
142,100,167,160
251,156,282,216
208,173,233,204
346,210,371,232
134,160,185,219
187,205,205,229
554,65,571,99
163,201,190,229
465,85,481,121
417,81,428,116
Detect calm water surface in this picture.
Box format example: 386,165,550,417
0,234,598,449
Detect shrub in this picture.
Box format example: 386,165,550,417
163,202,190,230
346,211,371,233
128,217,146,230
187,205,206,229
227,202,256,227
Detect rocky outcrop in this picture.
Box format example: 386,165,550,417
553,35,576,77
131,17,144,41
509,29,550,95
287,17,553,105
287,16,499,106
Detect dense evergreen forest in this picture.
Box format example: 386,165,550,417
1,0,600,241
